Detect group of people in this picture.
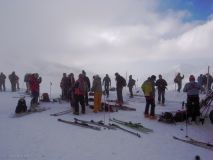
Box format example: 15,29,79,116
141,74,168,119
60,71,138,115
2,70,212,123
142,73,212,122
0,71,20,92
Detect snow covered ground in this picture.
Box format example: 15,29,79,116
0,88,212,160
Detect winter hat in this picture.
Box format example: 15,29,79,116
151,75,156,80
189,75,195,81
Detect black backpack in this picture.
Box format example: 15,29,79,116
121,76,127,87
158,112,175,123
15,98,27,114
174,110,186,122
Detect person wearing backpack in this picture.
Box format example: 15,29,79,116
183,75,203,123
29,73,42,111
73,74,85,115
115,72,126,105
155,74,167,105
128,75,136,98
141,75,156,119
103,74,111,98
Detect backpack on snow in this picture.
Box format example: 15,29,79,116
174,110,186,122
15,98,27,114
41,93,50,102
158,112,175,123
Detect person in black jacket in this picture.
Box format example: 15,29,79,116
128,75,136,98
103,74,111,97
115,72,126,105
155,74,167,105
82,70,90,106
0,72,6,91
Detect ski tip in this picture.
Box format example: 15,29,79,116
58,118,62,121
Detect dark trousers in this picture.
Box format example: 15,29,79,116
177,83,182,92
116,87,123,103
158,90,165,104
74,95,85,113
31,91,39,106
0,82,5,91
186,95,200,121
104,85,110,97
129,87,133,97
144,97,155,116
11,82,16,92
84,89,89,106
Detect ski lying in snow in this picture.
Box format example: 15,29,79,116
109,118,153,133
189,138,213,147
109,123,141,138
50,109,72,116
114,104,136,111
12,107,50,118
173,136,213,150
74,118,116,130
105,101,136,111
58,119,101,131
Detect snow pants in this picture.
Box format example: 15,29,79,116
158,90,165,104
116,87,123,104
144,97,155,116
186,95,200,121
93,91,102,112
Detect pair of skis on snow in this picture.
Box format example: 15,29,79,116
173,136,213,150
58,118,153,138
58,118,115,131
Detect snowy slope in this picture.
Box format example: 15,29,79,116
0,89,212,160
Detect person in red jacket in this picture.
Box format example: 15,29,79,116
73,74,85,115
29,73,42,111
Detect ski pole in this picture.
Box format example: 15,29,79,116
184,101,188,138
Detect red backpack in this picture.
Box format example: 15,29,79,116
41,93,50,102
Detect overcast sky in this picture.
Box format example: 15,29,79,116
0,0,213,92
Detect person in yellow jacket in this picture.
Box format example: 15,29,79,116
91,75,102,113
141,75,156,119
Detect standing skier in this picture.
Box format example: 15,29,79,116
73,74,85,115
155,74,167,105
29,73,42,111
174,73,184,92
8,71,19,92
128,75,136,98
115,72,126,105
141,75,156,119
183,75,203,122
102,74,111,98
0,72,6,91
82,70,90,106
91,75,102,112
